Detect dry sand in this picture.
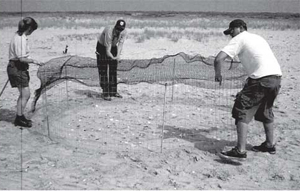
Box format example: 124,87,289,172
0,24,300,190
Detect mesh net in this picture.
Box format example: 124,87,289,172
32,52,245,111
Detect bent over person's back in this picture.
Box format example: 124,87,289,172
214,19,282,161
221,31,282,79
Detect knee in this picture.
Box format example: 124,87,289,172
24,92,31,101
22,88,31,100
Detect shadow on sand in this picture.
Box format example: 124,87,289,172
162,125,252,165
74,89,102,98
0,108,16,123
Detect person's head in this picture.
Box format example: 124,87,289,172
223,19,247,37
17,17,38,36
114,19,126,35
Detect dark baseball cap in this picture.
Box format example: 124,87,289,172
223,19,247,35
115,19,126,31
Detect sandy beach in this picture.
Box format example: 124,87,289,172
0,12,299,189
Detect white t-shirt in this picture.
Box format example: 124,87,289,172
222,31,282,79
9,33,30,60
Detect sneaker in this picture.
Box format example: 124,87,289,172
14,116,32,128
252,142,276,154
218,147,247,161
111,92,123,98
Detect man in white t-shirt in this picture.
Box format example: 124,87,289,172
214,19,282,161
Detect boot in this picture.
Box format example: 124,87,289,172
102,87,111,101
14,115,32,128
112,92,123,98
110,86,122,98
20,115,32,126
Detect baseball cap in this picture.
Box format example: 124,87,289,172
223,19,247,35
115,19,126,31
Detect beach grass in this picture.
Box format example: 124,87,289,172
0,11,299,43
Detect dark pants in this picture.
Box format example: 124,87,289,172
96,42,118,96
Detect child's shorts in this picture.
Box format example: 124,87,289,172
7,60,30,88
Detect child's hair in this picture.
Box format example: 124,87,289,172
17,17,38,35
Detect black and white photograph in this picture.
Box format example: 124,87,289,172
0,0,299,189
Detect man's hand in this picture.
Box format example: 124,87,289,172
111,56,119,61
32,60,42,66
214,51,230,86
115,55,121,61
215,74,222,86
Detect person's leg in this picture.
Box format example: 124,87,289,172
218,120,248,160
97,43,111,100
109,60,121,97
236,121,248,152
255,98,275,148
109,60,116,93
96,56,102,89
252,121,276,154
97,60,107,89
15,86,32,127
98,62,110,98
219,79,258,160
17,86,30,116
109,46,121,97
263,122,274,146
252,76,281,154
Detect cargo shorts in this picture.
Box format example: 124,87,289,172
232,75,281,124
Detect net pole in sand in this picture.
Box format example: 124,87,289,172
0,79,9,98
65,63,69,108
161,83,168,153
171,58,176,103
43,85,52,140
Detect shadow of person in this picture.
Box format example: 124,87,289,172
214,158,242,166
162,125,253,165
162,125,236,154
0,108,15,123
74,89,102,98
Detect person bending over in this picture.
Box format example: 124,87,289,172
214,19,282,160
96,19,127,101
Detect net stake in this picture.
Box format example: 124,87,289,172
161,83,168,153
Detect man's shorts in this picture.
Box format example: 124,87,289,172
7,60,30,88
232,75,281,124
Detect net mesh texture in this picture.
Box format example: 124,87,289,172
32,52,245,111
